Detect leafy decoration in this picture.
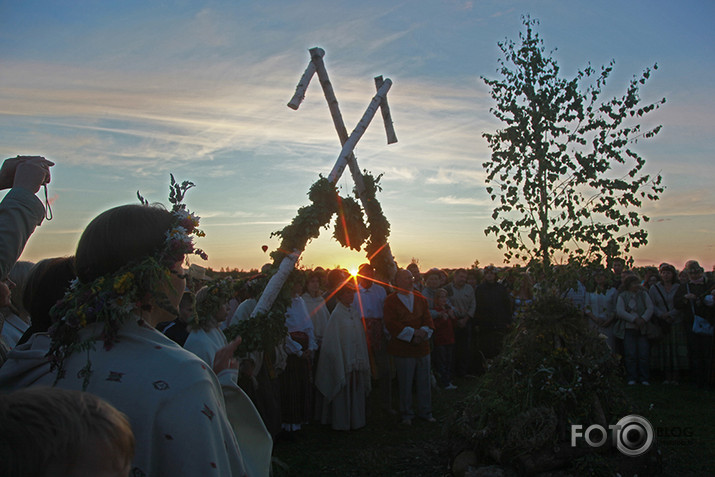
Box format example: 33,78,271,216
333,196,369,251
189,278,236,331
229,172,392,355
48,175,207,389
224,271,305,356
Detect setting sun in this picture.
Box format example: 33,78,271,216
348,266,359,277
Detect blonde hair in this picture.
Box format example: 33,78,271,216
0,387,135,477
191,285,219,331
436,288,449,299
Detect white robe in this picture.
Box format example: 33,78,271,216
184,325,273,477
0,318,253,476
301,293,330,348
315,301,371,430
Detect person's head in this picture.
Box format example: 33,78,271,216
438,270,448,286
424,268,441,290
435,288,449,307
0,387,134,477
178,291,195,323
658,263,678,284
483,266,498,284
685,260,704,283
357,263,374,289
194,279,233,329
290,269,307,296
466,270,479,289
21,257,76,334
76,205,175,284
74,204,185,324
593,269,608,288
406,263,421,280
395,269,414,295
326,268,347,290
611,258,625,275
621,274,641,293
453,269,467,288
312,267,326,287
306,271,322,296
517,272,534,295
337,282,356,307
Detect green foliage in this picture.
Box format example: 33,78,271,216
449,295,628,465
358,171,392,279
190,278,236,331
237,172,392,353
482,16,665,266
333,196,369,251
270,176,338,263
223,272,290,355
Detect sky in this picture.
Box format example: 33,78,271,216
1,0,713,273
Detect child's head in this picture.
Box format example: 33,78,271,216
0,387,135,477
435,288,449,306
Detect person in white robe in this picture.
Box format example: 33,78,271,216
184,280,273,475
316,282,371,430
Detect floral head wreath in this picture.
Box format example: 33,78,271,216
189,278,235,331
48,175,206,389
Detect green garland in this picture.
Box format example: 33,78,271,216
224,172,391,355
333,195,369,251
223,270,303,356
360,172,392,279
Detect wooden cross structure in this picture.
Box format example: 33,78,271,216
250,47,398,317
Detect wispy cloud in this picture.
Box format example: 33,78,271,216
434,195,491,206
426,167,487,185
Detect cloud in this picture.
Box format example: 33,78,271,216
643,187,715,219
426,167,487,185
433,195,491,206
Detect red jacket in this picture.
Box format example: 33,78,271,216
383,292,434,358
432,305,456,346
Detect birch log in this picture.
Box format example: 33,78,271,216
255,50,397,318
375,76,398,144
286,48,323,110
312,53,397,279
250,250,300,318
327,79,392,184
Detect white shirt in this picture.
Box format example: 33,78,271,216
353,283,387,319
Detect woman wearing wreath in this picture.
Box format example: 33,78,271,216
0,179,270,476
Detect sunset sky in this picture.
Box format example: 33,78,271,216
2,0,713,273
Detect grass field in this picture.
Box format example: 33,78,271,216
272,376,715,476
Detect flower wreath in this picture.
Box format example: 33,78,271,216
48,175,207,389
189,278,236,331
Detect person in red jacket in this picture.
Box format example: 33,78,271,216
433,288,458,390
383,269,436,425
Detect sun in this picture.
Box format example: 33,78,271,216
348,266,359,278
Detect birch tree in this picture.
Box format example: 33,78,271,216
482,17,665,266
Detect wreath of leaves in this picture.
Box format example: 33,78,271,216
224,171,391,355
48,175,206,389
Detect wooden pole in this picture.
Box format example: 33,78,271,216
251,250,300,317
254,49,398,317
327,79,392,184
286,48,323,110
375,76,398,145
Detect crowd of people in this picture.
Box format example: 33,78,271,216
0,155,714,476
